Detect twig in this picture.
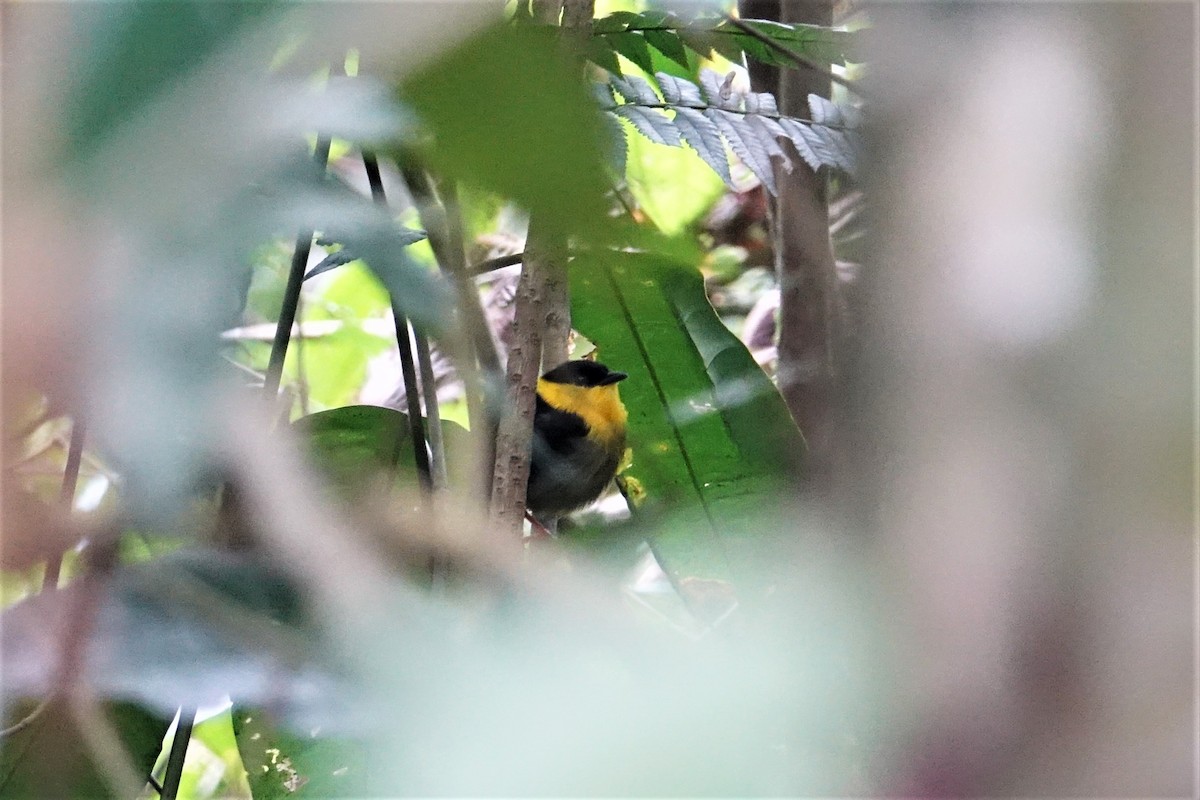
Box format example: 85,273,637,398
69,689,147,800
43,418,87,591
363,150,432,489
470,251,524,275
263,135,333,403
0,698,50,738
721,14,870,101
400,165,501,379
159,707,196,800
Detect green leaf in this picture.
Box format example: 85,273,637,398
569,252,804,586
0,699,171,799
233,706,366,799
591,10,640,34
295,405,471,498
603,31,656,74
622,128,725,234
583,35,623,74
400,24,610,239
713,19,862,67
0,550,335,723
642,28,691,70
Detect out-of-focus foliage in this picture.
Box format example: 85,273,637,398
400,23,611,240
0,700,170,799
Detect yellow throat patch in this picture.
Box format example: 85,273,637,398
536,379,628,447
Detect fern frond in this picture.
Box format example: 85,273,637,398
654,72,702,106
611,74,660,105
671,107,732,186
614,105,682,147
705,108,777,193
595,71,863,191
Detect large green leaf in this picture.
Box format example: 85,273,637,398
570,252,804,587
233,706,366,799
294,406,470,499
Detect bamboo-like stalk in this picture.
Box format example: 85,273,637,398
362,151,432,489
263,136,333,403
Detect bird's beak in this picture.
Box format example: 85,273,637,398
600,371,628,385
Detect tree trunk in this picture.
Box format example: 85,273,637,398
765,0,843,489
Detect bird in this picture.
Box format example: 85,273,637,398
525,359,628,530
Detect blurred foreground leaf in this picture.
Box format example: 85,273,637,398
294,405,470,498
570,252,804,587
0,550,342,729
63,2,279,162
400,23,611,239
0,699,169,799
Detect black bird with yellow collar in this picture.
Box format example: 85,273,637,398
526,360,628,523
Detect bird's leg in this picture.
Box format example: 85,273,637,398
524,511,556,539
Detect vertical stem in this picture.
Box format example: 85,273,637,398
771,0,840,487
158,707,196,800
413,330,447,490
400,165,497,501
541,0,593,369
43,418,86,591
362,150,432,490
263,136,332,403
489,222,548,536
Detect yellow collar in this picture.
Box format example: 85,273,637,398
537,379,627,447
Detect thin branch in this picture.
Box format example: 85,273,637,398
413,330,447,490
159,707,196,800
0,698,50,738
720,14,869,100
470,251,524,275
431,177,501,491
363,150,432,490
400,166,500,377
263,135,333,403
43,417,86,591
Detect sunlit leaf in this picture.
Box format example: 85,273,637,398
234,707,366,798
570,252,804,586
